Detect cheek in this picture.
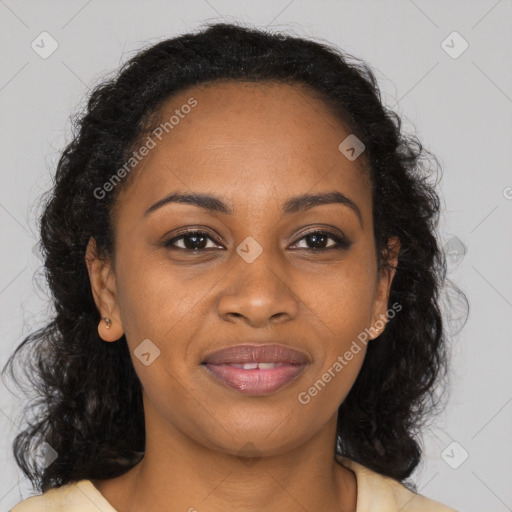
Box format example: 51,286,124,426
294,268,373,414
301,253,377,338
113,242,205,340
295,250,376,396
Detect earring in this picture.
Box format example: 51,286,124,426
104,317,112,329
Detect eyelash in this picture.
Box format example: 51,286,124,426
162,229,352,252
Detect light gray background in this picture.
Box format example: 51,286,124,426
1,1,511,511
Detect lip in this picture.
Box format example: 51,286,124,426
201,344,309,395
202,343,309,365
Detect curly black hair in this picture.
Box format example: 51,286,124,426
2,21,467,494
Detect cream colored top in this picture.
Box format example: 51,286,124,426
10,455,459,511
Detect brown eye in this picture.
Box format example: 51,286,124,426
163,230,222,251
162,229,352,253
290,230,352,251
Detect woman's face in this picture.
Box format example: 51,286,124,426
88,81,398,457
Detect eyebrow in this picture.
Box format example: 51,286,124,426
144,190,363,226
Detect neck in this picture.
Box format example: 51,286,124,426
93,410,357,511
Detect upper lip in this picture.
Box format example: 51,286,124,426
202,343,309,365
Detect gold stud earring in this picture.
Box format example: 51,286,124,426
104,317,112,329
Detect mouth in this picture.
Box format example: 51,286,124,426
201,343,309,395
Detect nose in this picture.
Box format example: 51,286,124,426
216,252,300,327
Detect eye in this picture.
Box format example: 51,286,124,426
162,228,352,253
163,230,223,251
290,230,352,251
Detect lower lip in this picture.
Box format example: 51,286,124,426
202,363,306,395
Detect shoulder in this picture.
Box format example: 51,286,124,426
336,455,460,512
10,479,118,512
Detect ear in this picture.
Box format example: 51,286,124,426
369,236,400,339
85,237,124,342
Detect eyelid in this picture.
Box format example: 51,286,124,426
162,228,224,249
162,226,352,251
289,228,352,250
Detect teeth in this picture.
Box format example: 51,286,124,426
258,362,278,369
229,362,281,370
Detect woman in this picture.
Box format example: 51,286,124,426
5,22,462,511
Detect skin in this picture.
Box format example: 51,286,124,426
85,81,399,512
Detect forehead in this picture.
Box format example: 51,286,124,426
114,81,371,220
